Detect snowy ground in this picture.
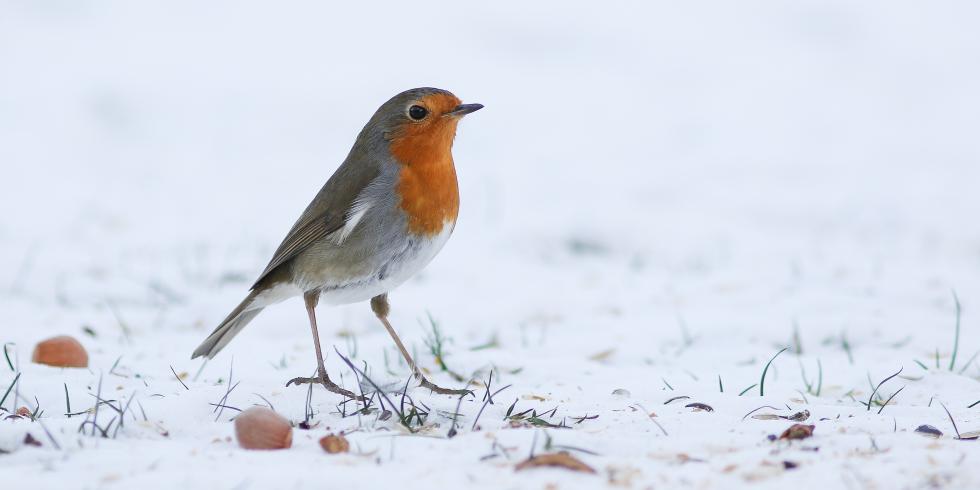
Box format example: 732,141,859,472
2,1,980,488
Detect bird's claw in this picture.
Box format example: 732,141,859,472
286,373,364,401
418,377,474,397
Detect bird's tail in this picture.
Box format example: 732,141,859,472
192,291,264,359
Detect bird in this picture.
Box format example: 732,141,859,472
191,87,482,397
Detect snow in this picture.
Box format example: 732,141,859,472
2,1,980,488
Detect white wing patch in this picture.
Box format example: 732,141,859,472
333,197,373,244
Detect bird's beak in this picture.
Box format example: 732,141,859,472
445,103,484,118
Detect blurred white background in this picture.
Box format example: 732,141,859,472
4,1,978,247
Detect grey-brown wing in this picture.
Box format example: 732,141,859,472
251,162,380,289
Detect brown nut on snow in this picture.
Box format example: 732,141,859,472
319,433,350,454
31,335,89,368
234,407,292,450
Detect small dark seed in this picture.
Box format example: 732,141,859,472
915,425,943,438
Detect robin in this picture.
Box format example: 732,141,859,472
191,87,482,397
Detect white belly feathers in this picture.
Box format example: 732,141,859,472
317,221,454,305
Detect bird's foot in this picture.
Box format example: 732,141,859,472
286,373,364,401
417,376,474,397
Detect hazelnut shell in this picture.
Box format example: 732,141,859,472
319,433,350,454
234,407,292,450
31,335,89,368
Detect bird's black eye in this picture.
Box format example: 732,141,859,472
408,105,428,120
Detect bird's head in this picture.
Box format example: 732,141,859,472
361,87,482,166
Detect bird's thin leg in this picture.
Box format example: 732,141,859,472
371,294,472,396
286,291,361,400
